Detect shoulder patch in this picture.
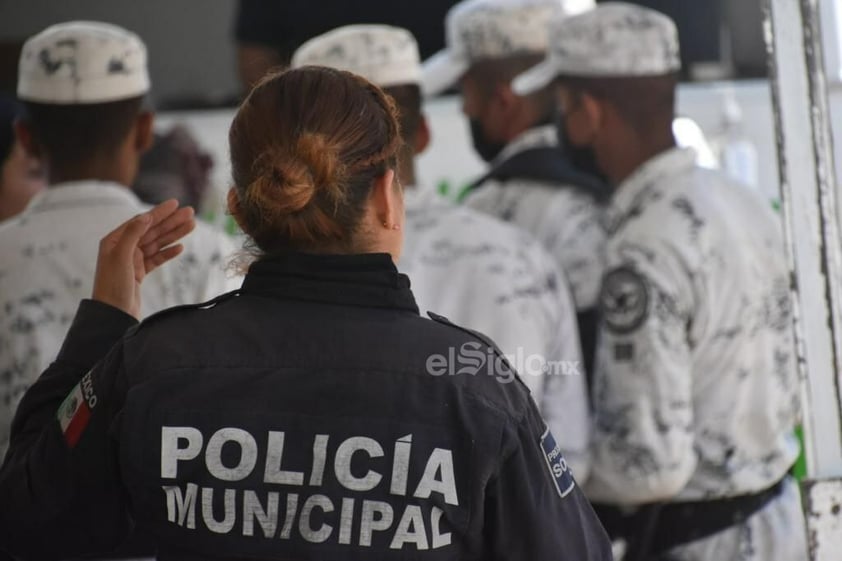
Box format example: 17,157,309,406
58,370,97,448
600,267,649,334
540,426,575,498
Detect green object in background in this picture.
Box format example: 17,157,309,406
201,209,241,237
436,179,476,204
224,214,240,236
793,425,807,480
437,179,451,199
455,182,475,204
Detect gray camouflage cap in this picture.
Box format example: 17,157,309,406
513,2,681,95
422,0,592,97
292,25,421,88
18,21,149,104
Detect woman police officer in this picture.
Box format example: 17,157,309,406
0,67,611,561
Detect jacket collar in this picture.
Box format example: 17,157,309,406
603,147,697,234
24,180,141,215
495,124,557,164
241,252,419,314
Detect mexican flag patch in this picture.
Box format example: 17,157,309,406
57,371,97,448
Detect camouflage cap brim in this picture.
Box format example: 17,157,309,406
421,49,470,97
512,58,559,96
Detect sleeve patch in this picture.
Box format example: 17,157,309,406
614,342,635,361
57,370,97,448
600,266,650,334
540,427,575,498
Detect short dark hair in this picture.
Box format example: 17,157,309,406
562,73,678,136
468,53,545,92
467,53,555,114
383,84,422,145
23,96,145,169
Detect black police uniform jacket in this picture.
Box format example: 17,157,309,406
0,253,611,561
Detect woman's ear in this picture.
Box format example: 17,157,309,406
368,168,403,261
371,168,401,227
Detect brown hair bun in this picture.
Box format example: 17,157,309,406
248,132,347,217
229,67,401,255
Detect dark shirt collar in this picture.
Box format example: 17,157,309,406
241,252,419,314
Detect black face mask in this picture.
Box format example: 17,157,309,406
469,118,507,163
554,110,608,183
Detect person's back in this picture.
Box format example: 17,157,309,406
512,4,807,558
0,66,612,561
401,187,591,476
421,0,607,371
0,22,238,457
101,258,600,559
592,150,799,501
462,142,606,310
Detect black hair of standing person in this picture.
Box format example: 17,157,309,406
22,96,144,171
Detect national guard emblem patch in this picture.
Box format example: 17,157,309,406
600,266,650,334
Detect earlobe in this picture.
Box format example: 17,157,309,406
373,168,400,227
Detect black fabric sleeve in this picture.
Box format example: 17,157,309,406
484,403,613,561
0,300,137,560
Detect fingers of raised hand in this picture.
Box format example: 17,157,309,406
140,207,196,255
100,212,153,261
145,244,185,274
142,199,180,230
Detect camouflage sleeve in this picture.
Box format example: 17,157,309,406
537,263,590,482
585,241,697,504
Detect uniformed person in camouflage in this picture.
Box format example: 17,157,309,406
292,25,591,479
514,3,808,560
422,0,607,374
0,22,239,459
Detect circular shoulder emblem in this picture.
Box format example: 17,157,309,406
600,266,650,334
